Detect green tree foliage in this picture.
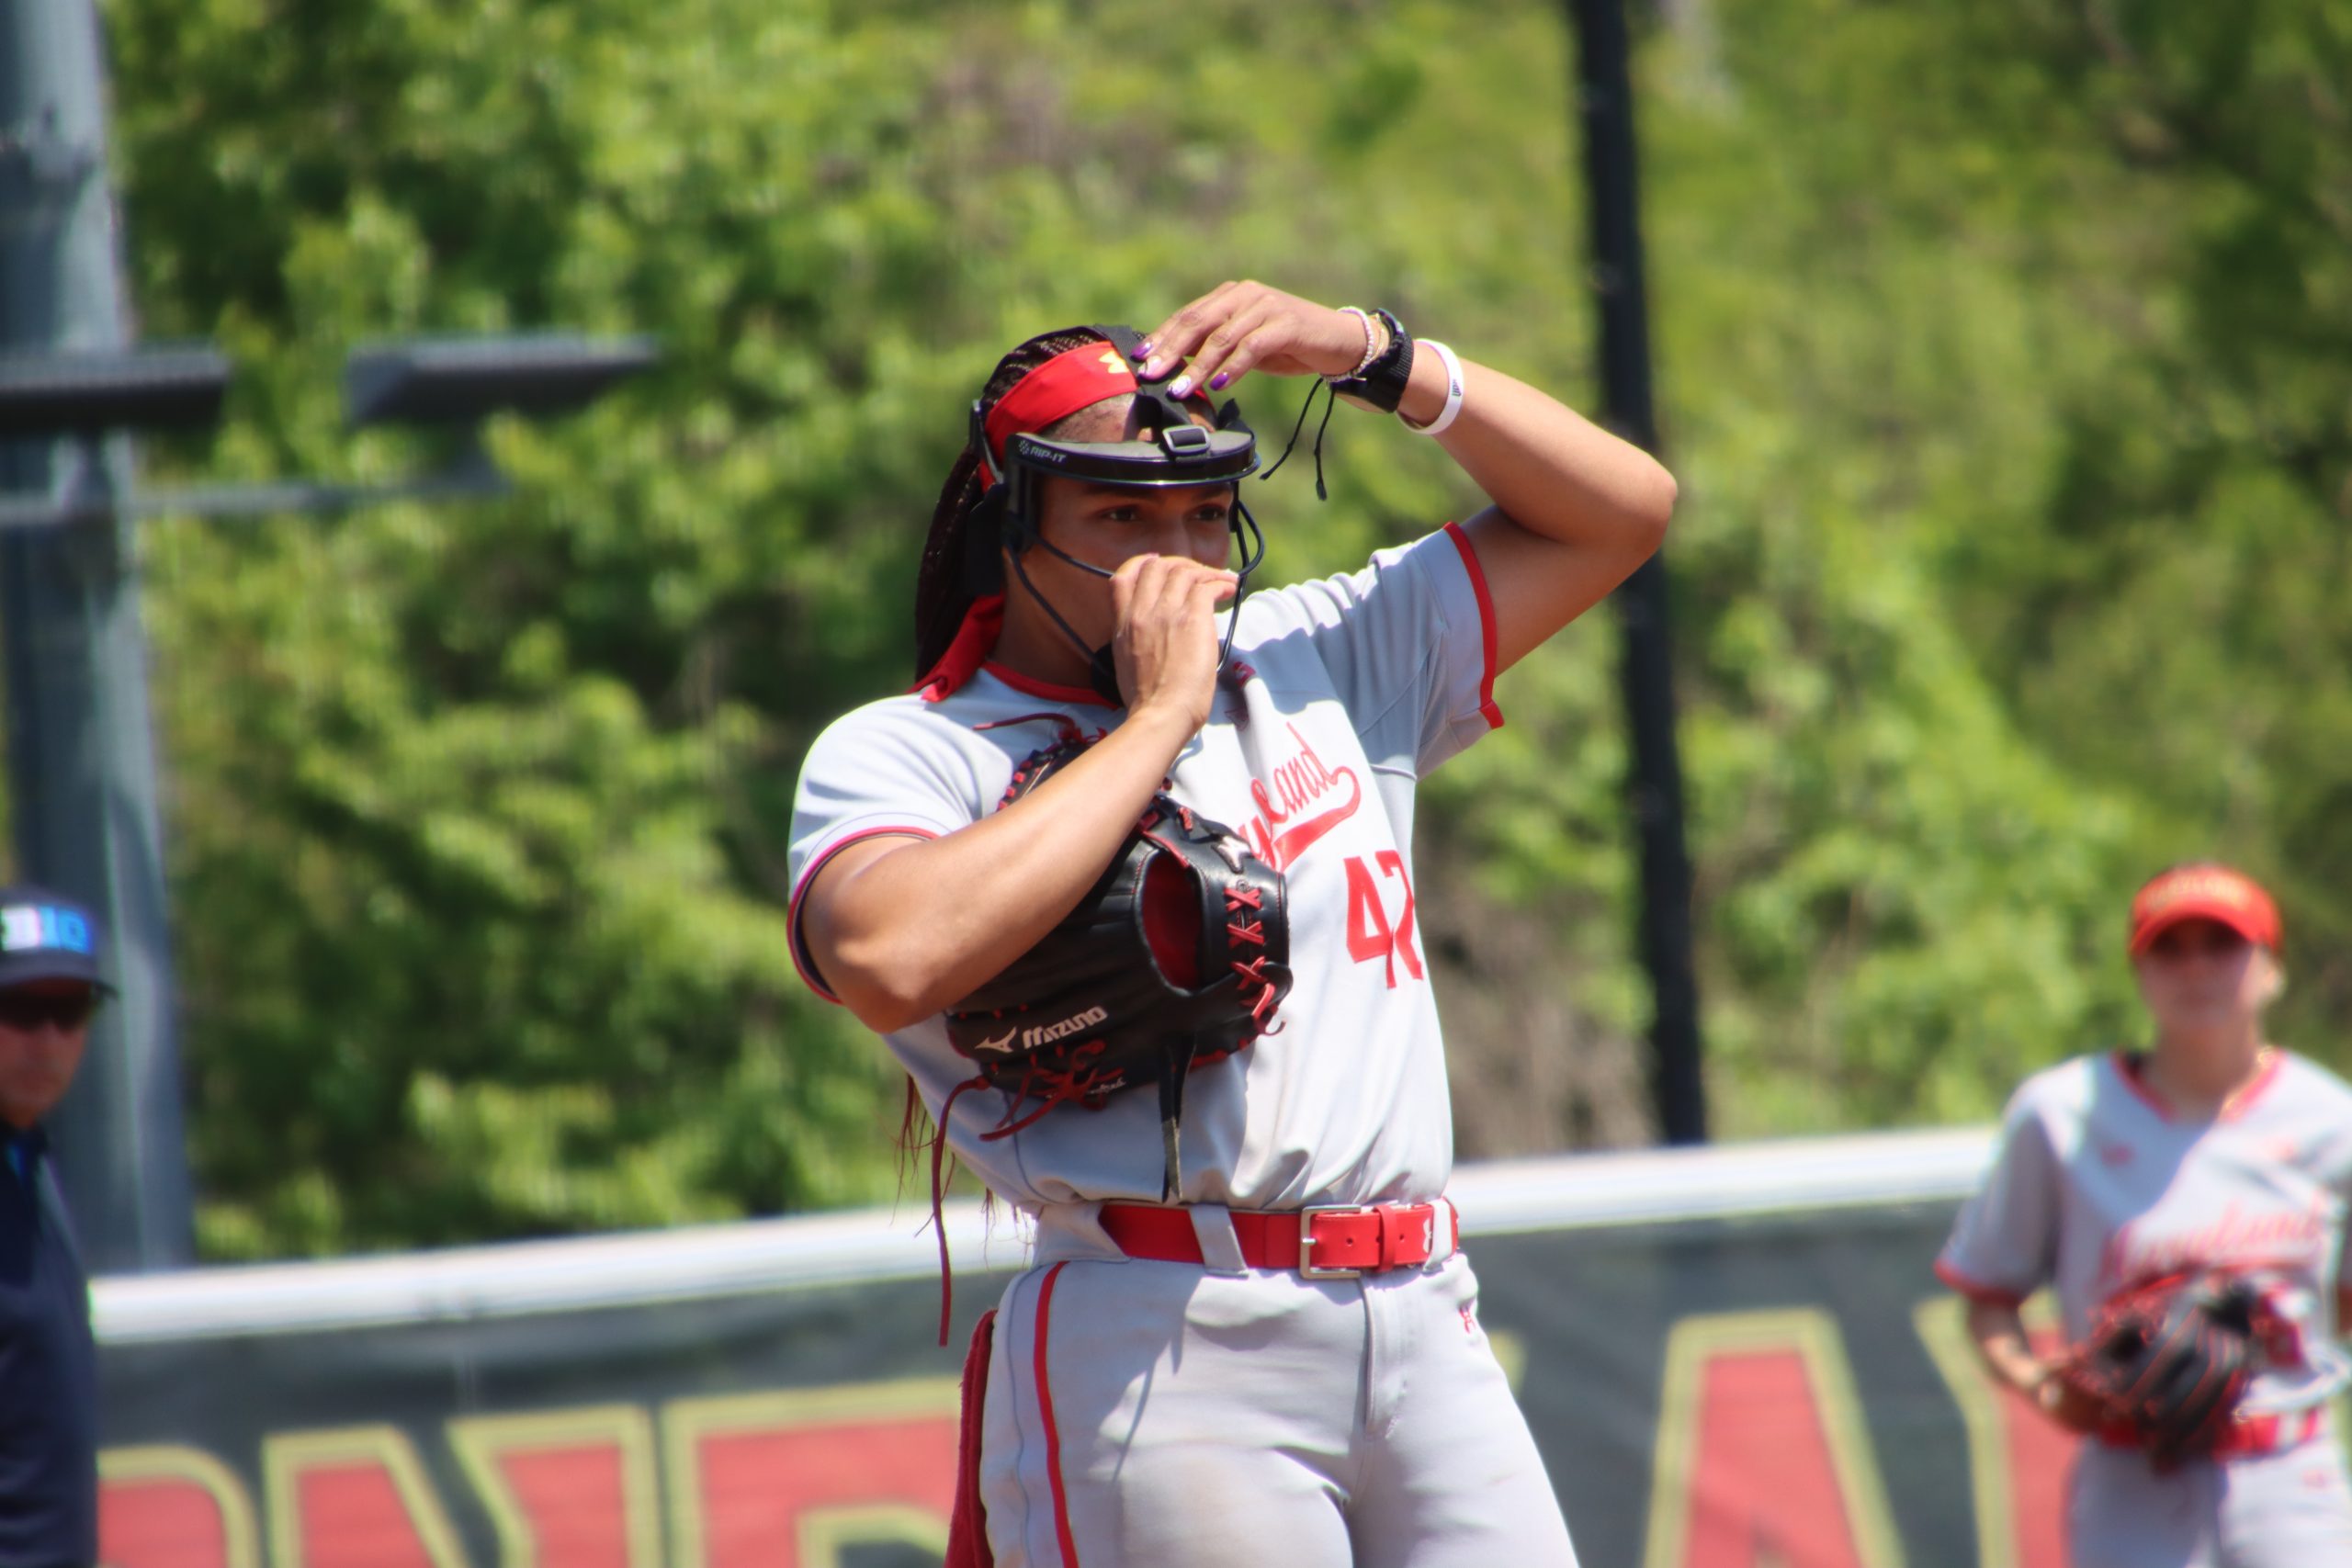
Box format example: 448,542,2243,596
1638,0,2352,1129
89,0,2352,1253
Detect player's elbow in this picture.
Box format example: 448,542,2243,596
841,992,933,1036
826,934,954,1035
1555,456,1674,577
1628,458,1676,554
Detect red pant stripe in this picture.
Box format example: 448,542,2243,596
1034,1261,1080,1567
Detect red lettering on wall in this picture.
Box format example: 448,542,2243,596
100,1475,233,1568
1914,1294,2076,1568
99,1447,257,1568
299,1467,443,1568
699,1419,953,1567
499,1448,631,1568
450,1407,659,1568
666,1382,959,1568
1682,1351,1870,1566
1990,1328,2076,1568
1646,1311,1905,1568
263,1428,467,1568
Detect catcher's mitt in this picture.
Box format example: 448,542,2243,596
943,723,1292,1198
2053,1271,2260,1467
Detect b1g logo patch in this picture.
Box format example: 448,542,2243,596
0,905,91,956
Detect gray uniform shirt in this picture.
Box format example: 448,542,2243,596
1939,1048,2352,1414
788,525,1500,1213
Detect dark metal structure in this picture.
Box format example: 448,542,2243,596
0,0,654,1270
1568,0,1708,1144
0,0,195,1269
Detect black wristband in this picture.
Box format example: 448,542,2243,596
1329,309,1413,414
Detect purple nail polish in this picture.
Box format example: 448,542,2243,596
1136,339,1156,358
1208,371,1230,391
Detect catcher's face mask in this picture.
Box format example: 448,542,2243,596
972,327,1267,702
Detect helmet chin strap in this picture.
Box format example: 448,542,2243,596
1005,496,1267,707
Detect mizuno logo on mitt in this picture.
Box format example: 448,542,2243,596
1023,1006,1108,1049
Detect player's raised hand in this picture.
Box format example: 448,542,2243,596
1111,555,1235,735
1136,281,1372,399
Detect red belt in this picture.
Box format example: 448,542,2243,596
2097,1405,2324,1460
1098,1201,1456,1279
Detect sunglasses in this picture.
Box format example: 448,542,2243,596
0,991,101,1032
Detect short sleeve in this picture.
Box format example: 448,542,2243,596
1936,1089,2062,1307
1249,523,1502,778
786,704,989,1001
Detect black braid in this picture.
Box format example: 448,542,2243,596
913,326,1127,682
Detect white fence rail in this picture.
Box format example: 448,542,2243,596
93,1125,1995,1344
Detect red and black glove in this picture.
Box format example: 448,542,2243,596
943,730,1291,1198
2052,1272,2259,1468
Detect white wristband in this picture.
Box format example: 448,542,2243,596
1400,340,1464,435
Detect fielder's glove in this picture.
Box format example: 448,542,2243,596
2052,1271,2260,1468
943,728,1292,1198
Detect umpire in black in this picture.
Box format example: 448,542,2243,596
0,886,105,1567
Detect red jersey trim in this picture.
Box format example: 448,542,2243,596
1934,1257,2028,1309
1442,520,1505,731
983,660,1114,708
2112,1051,2175,1122
2220,1048,2286,1121
786,827,943,1003
2110,1047,2284,1122
1034,1261,1081,1568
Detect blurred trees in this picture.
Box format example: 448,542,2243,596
1643,0,2352,1127
89,0,2352,1255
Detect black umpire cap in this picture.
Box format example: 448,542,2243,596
0,886,112,994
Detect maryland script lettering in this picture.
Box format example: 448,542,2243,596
1245,724,1363,872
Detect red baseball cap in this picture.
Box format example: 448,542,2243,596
2127,863,2282,955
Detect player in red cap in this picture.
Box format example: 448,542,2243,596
1939,863,2352,1566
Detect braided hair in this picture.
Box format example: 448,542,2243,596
913,326,1129,682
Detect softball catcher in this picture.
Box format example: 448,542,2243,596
787,282,1673,1566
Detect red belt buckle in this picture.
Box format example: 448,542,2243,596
1298,1206,1374,1279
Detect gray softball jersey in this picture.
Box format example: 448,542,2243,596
787,524,1501,1215
1939,1047,2352,1416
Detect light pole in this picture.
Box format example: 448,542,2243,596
1567,0,1707,1145
3,0,654,1274
2,0,198,1269
0,330,654,1275
0,334,658,534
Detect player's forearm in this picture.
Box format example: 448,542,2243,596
812,705,1197,1032
1394,350,1676,561
1964,1301,2048,1394
1963,1299,2100,1432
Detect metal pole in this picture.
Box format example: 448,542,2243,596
0,0,196,1267
1568,0,1708,1143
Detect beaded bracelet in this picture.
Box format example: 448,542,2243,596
1329,309,1413,414
1335,306,1383,378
